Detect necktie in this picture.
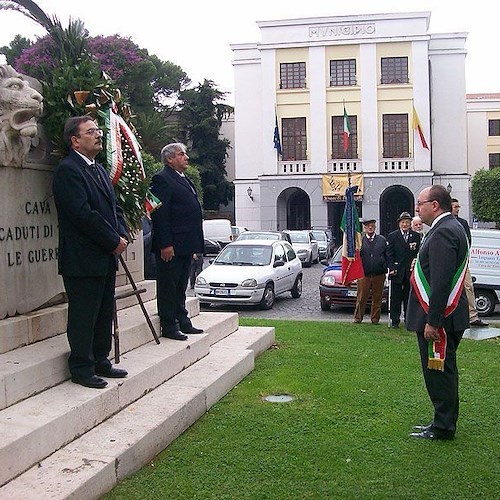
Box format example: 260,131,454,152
181,175,196,195
89,163,104,186
403,232,408,242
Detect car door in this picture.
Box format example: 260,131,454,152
272,243,291,293
284,242,301,289
309,231,319,262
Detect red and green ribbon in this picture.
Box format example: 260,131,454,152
104,105,161,214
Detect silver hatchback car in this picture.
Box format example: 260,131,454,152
194,239,303,309
283,230,319,267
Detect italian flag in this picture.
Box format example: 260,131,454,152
343,105,351,153
340,185,364,285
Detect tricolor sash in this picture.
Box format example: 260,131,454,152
410,248,468,371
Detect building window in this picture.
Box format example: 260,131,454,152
330,59,357,86
331,115,358,159
383,114,409,158
489,119,500,136
380,57,409,84
280,62,306,89
489,153,500,169
282,118,307,160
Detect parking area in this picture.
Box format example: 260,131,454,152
188,259,500,324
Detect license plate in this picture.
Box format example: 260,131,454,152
346,290,357,297
210,288,230,296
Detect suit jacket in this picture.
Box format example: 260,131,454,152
150,167,204,256
406,214,469,332
386,228,420,283
52,150,129,277
455,216,471,244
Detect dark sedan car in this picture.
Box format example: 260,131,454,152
319,247,388,311
142,217,221,279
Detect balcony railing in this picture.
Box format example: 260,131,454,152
276,158,414,174
278,161,311,174
380,158,414,171
327,160,361,173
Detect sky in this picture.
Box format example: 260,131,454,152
1,0,499,105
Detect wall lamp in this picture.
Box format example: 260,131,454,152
247,186,254,201
446,183,452,193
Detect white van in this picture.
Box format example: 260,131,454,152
203,219,233,248
469,229,500,316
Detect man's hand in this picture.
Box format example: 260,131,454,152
161,246,175,262
424,323,440,341
113,237,128,255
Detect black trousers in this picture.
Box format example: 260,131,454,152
156,254,192,333
63,258,116,379
416,328,464,436
390,278,410,324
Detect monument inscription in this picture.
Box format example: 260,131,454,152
0,64,64,319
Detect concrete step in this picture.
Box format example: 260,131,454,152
0,280,157,355
0,326,275,498
0,296,227,411
0,310,241,487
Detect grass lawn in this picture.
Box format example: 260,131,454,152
105,320,500,499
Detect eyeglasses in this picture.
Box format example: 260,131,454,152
78,127,103,136
416,199,435,206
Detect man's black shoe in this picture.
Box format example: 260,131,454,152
180,325,204,334
470,319,489,327
410,428,454,440
413,423,432,431
72,375,108,389
390,322,400,329
95,366,128,378
162,330,188,341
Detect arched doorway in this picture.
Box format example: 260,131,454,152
276,188,311,230
379,185,415,236
288,189,311,229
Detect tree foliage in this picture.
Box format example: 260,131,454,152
0,34,31,64
179,80,233,210
471,168,500,226
0,1,231,223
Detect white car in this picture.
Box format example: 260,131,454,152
194,240,303,309
283,230,319,267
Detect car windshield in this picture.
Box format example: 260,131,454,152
288,232,309,243
331,247,342,264
214,245,272,266
312,231,327,242
238,232,279,241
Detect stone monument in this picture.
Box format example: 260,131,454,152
0,64,145,327
0,65,64,319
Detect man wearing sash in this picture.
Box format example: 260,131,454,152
407,185,469,440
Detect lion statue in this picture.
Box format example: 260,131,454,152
0,65,43,167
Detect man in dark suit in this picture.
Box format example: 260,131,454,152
451,198,488,327
407,185,469,440
150,143,204,340
52,116,129,389
353,219,388,325
386,212,420,328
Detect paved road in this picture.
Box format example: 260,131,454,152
188,260,499,324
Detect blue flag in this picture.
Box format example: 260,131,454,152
273,115,282,157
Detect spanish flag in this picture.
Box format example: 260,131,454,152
412,105,429,150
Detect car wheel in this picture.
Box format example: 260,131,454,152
320,301,331,311
474,289,496,316
259,283,275,310
291,275,302,298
